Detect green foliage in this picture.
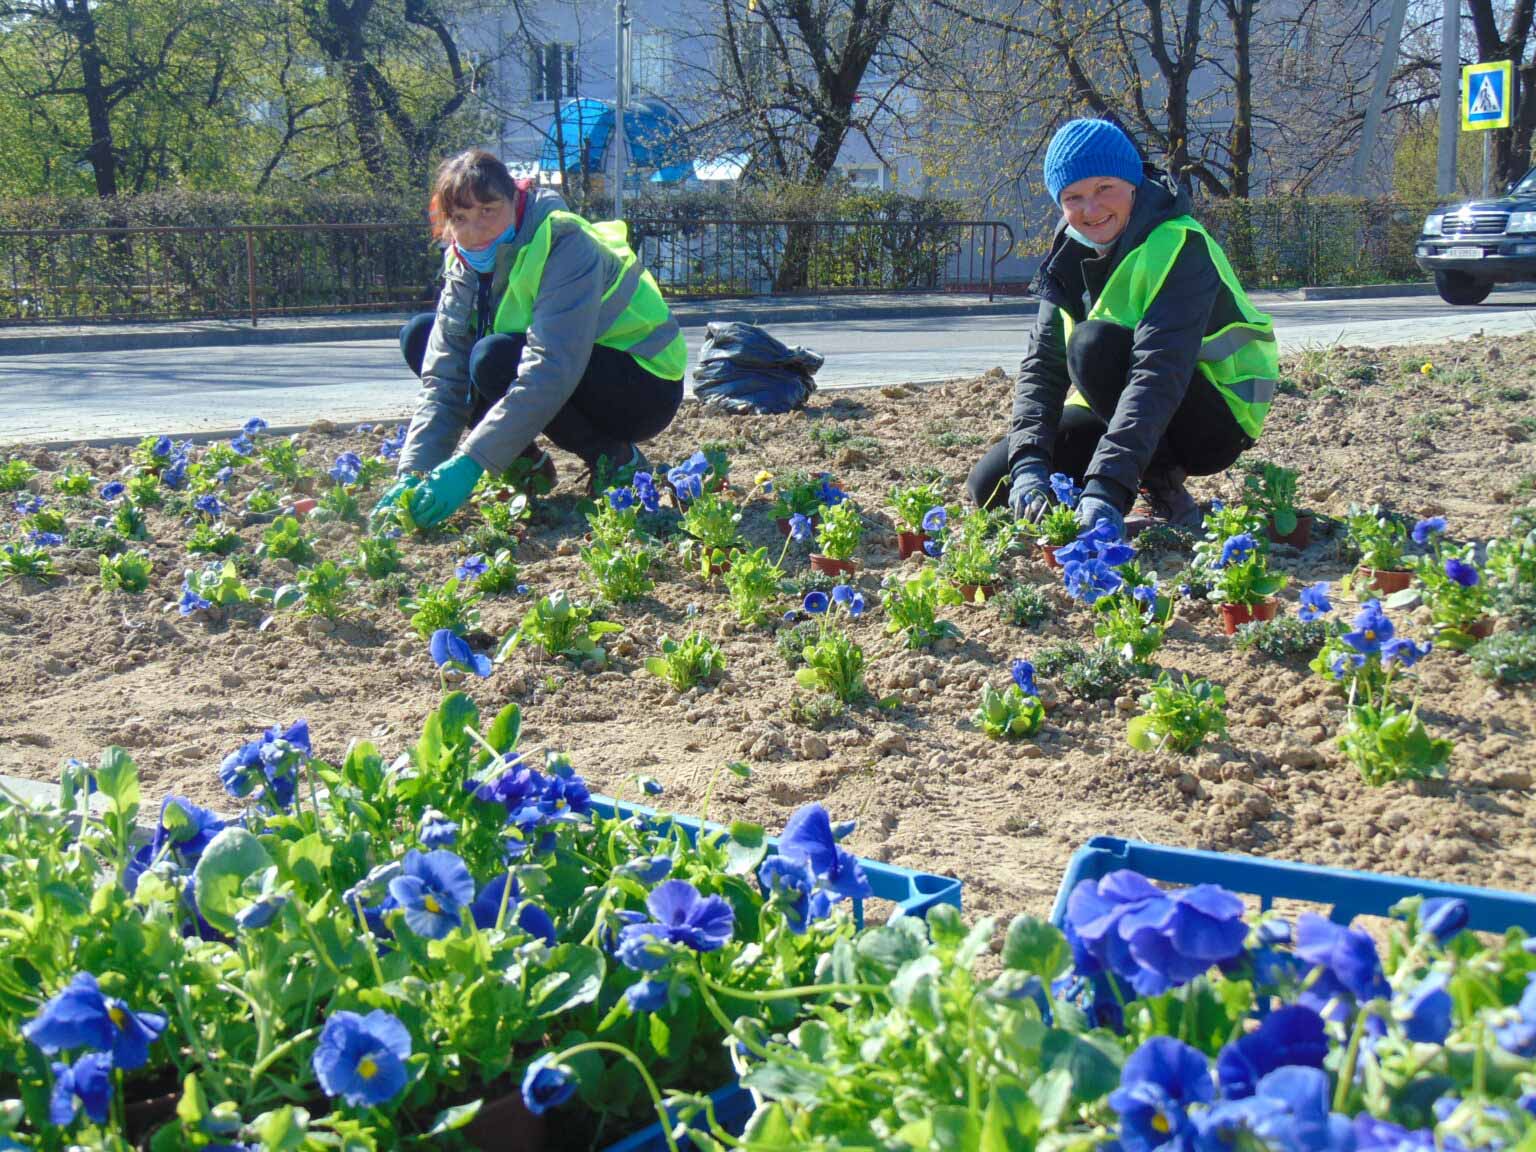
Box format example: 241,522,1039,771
776,620,823,667
0,543,57,581
185,559,251,607
794,610,867,704
357,534,402,580
1192,503,1266,572
1338,694,1453,786
246,487,281,515
973,683,1044,740
1035,643,1135,701
274,561,353,619
402,577,481,640
1037,503,1081,547
99,549,153,593
644,632,726,691
1242,460,1302,535
476,490,533,540
1470,631,1536,684
768,471,828,520
887,480,947,533
679,488,743,553
125,473,164,507
0,458,38,492
51,465,94,496
1092,587,1172,664
112,500,150,541
312,485,362,524
937,507,1016,589
68,523,126,556
997,583,1052,627
186,522,242,555
1412,545,1490,650
700,442,733,482
21,507,66,534
1234,616,1331,659
586,497,641,549
130,435,174,475
1128,673,1228,754
721,546,786,627
472,549,521,596
499,591,622,663
1209,538,1288,608
787,692,845,730
581,539,654,603
881,566,961,649
257,515,315,564
1346,505,1410,572
812,500,863,561
258,439,309,485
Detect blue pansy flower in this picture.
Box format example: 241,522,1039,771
100,481,125,500
625,979,670,1013
815,475,846,506
312,1010,412,1107
921,506,947,533
455,554,489,581
1201,1066,1353,1152
49,1052,113,1126
1294,912,1390,1010
758,854,817,934
15,495,43,515
150,796,226,863
1381,637,1431,669
521,1055,576,1116
1411,517,1447,546
1064,558,1125,604
1298,582,1333,622
214,466,234,486
23,973,167,1070
608,486,636,512
779,803,873,901
152,435,172,457
923,538,943,557
1330,651,1366,678
788,512,812,542
328,452,363,486
389,849,475,940
1216,1004,1328,1098
242,418,268,437
802,591,829,615
469,875,556,942
429,629,492,678
1011,658,1037,697
1050,472,1083,507
418,809,459,849
614,880,735,970
1399,971,1453,1044
193,494,224,519
632,471,660,512
1124,885,1248,996
1132,583,1158,607
161,457,188,491
1493,973,1536,1056
1352,1115,1437,1151
667,466,703,502
28,531,64,548
618,856,674,885
1419,897,1468,943
179,582,213,616
1108,1036,1214,1152
235,893,288,932
379,425,406,459
1219,533,1257,568
1444,557,1480,587
1344,600,1394,656
229,434,254,457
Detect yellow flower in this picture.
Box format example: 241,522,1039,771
1421,362,1434,375
754,470,774,488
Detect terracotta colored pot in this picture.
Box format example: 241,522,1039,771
1358,567,1413,594
776,514,820,538
1468,616,1496,640
897,530,928,559
957,581,999,603
810,554,857,577
1266,512,1314,549
289,497,318,519
1221,598,1278,636
1041,544,1064,570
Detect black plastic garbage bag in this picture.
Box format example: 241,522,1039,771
690,322,823,414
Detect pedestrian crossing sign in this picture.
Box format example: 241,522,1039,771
1463,60,1513,131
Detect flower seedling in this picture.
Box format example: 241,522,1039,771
1470,631,1536,684
186,522,242,556
1311,599,1432,705
257,515,316,565
125,473,164,508
258,437,310,486
53,465,95,497
130,434,176,476
109,499,149,542
722,546,789,627
402,577,482,640
887,480,948,535
1192,501,1266,573
1038,472,1086,547
1243,460,1304,537
812,500,863,563
997,582,1052,627
589,489,645,548
645,632,726,691
678,487,743,577
312,484,363,525
1127,672,1228,753
181,559,252,613
1338,688,1453,787
1408,521,1489,650
1208,532,1288,608
0,457,39,491
20,505,66,535
1346,505,1410,573
465,549,520,596
357,534,402,580
936,507,1015,596
794,587,867,703
99,550,153,593
581,537,654,603
0,542,57,582
1234,615,1331,659
499,590,623,663
245,486,281,515
881,565,961,649
973,659,1045,740
770,471,843,521
1093,580,1172,665
272,561,354,620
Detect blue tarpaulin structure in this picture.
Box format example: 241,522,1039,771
538,97,685,173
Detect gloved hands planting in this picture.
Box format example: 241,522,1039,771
1008,460,1053,523
370,473,422,529
408,455,485,529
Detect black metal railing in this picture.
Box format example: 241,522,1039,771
0,216,1016,326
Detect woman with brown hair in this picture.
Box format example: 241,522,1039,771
375,149,688,527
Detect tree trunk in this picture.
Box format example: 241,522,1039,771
1226,0,1254,198
64,0,118,196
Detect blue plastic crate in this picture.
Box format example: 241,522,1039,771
593,795,963,1151
1051,835,1536,934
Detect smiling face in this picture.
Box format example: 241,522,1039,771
1059,175,1137,247
448,194,517,251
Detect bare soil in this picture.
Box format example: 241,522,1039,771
4,333,1536,920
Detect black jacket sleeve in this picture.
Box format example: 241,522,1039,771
1084,233,1219,497
1006,299,1071,479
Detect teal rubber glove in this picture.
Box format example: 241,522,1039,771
408,455,484,529
369,473,422,528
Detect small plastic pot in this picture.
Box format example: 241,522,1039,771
809,554,858,578
897,531,928,559
1220,598,1278,636
1266,512,1314,549
1040,544,1064,570
288,497,318,519
1467,616,1496,640
956,581,999,603
1358,567,1413,594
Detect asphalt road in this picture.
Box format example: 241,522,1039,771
6,290,1536,445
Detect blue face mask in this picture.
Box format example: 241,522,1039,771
457,218,520,274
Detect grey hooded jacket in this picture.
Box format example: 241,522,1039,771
397,188,682,476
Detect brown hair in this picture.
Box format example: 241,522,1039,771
428,149,520,242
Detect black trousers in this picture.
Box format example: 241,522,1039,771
967,319,1253,509
400,312,684,469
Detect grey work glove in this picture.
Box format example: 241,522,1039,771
1008,461,1052,523
1075,495,1126,540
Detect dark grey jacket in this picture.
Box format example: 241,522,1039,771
1007,166,1238,510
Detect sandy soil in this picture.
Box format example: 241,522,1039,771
3,332,1535,920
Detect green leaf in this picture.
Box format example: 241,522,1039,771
724,821,767,876
1002,916,1070,980
249,1106,309,1152
793,668,821,690
426,1101,482,1137
1027,1068,1073,1128
726,760,753,779
930,1107,982,1149
1271,507,1298,536
648,1010,671,1056
192,828,274,935
740,1103,799,1149
982,1076,1041,1151
1041,1029,1122,1105
486,703,521,755
94,747,139,816
1126,715,1157,752
529,945,604,1018
889,955,943,1030
271,584,303,611
643,657,671,679
437,692,480,751
174,1075,209,1129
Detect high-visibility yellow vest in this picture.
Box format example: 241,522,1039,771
1061,216,1276,440
492,212,687,381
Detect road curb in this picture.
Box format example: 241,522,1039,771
1296,282,1439,301
0,297,1038,357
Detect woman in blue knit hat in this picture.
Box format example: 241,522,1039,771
967,118,1277,534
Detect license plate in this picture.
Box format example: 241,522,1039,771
1444,246,1484,259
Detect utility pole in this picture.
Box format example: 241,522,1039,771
613,0,629,218
1438,0,1459,195
1353,0,1408,189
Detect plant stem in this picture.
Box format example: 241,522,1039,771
1333,1004,1374,1112
543,1041,683,1152
249,1025,320,1081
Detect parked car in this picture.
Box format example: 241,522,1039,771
1414,167,1536,304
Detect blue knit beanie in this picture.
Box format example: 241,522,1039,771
1043,119,1144,204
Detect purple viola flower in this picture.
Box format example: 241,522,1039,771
429,629,492,678
194,494,224,519
469,874,556,943
1444,557,1480,587
1219,533,1257,568
667,467,703,502
521,1055,576,1116
328,452,363,487
229,434,254,458
1298,582,1333,622
921,506,947,533
1344,600,1394,656
802,591,829,615
1216,1005,1329,1098
632,471,660,513
816,475,846,507
779,803,872,901
1010,659,1037,697
149,796,227,863
1419,897,1468,943
1400,971,1453,1044
1294,912,1390,1009
758,854,817,934
788,512,812,542
313,1009,412,1107
625,979,670,1013
455,554,489,581
1493,974,1536,1057
22,973,166,1070
614,879,735,970
1381,637,1431,669
1063,557,1125,604
1132,583,1158,607
179,582,213,616
608,486,636,512
418,809,459,849
99,481,126,500
1049,472,1083,507
242,418,269,437
49,1052,113,1125
388,849,475,940
1201,1066,1353,1152
1411,517,1447,546
1108,1036,1214,1152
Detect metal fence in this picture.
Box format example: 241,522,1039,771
0,216,1016,326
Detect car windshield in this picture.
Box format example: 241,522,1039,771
1512,167,1536,195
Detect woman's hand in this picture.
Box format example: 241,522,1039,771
1008,463,1052,522
370,473,422,529
408,455,485,528
1075,495,1125,539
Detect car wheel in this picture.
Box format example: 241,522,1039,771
1435,270,1493,305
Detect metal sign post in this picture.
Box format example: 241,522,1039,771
613,0,629,218
1462,59,1513,199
